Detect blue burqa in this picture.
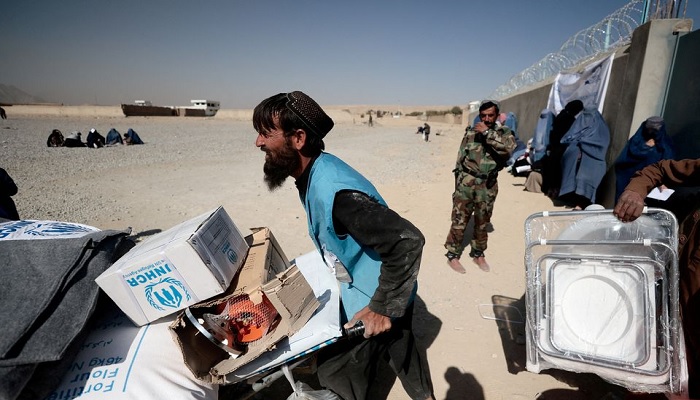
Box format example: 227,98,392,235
126,128,144,144
532,109,555,165
504,112,527,166
105,128,123,145
613,119,674,201
557,109,610,204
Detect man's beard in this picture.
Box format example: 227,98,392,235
262,140,301,191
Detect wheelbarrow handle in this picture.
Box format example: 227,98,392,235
342,321,365,339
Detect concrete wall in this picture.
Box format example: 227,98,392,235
469,19,694,208
662,28,700,160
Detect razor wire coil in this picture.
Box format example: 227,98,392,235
490,0,687,99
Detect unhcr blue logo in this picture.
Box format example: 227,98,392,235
0,221,96,239
24,222,95,236
222,241,238,264
144,278,191,311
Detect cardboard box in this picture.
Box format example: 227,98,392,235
96,206,249,326
170,227,320,384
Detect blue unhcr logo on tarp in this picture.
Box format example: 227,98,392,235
144,278,192,311
25,222,95,236
0,220,98,239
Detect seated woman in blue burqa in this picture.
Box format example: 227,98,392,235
614,116,674,202
614,116,700,222
556,108,610,210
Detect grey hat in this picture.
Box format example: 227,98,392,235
285,91,334,138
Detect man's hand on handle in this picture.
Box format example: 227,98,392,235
613,190,646,222
345,307,392,339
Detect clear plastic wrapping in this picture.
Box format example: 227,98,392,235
523,208,684,394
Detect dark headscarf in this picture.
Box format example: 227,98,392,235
550,100,584,146
541,100,584,197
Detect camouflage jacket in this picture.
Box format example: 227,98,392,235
454,125,517,176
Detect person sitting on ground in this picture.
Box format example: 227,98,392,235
0,167,19,221
124,128,144,145
63,131,86,148
500,112,527,168
510,138,534,177
613,158,700,398
86,128,106,148
105,128,123,145
613,116,675,202
46,129,65,147
531,108,555,169
540,100,584,200
556,108,610,210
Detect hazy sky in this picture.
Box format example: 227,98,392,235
2,0,698,108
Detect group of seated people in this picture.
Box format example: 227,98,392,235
489,102,610,210
46,128,144,148
534,101,611,209
509,101,697,218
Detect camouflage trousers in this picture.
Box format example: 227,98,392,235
444,172,498,257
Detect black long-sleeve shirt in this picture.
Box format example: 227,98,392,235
295,157,424,318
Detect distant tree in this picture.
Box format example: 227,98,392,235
450,106,463,115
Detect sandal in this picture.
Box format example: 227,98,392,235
469,249,484,258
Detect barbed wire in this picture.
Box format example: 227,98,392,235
490,0,687,99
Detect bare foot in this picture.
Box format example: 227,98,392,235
447,258,466,274
472,256,490,272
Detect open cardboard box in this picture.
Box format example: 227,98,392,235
96,206,249,326
170,227,320,384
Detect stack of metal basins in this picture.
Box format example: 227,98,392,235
524,208,685,394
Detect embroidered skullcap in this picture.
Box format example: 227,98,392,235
645,116,664,131
285,91,334,138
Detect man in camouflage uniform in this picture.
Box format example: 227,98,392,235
445,100,517,273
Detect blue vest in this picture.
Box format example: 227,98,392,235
302,153,386,321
